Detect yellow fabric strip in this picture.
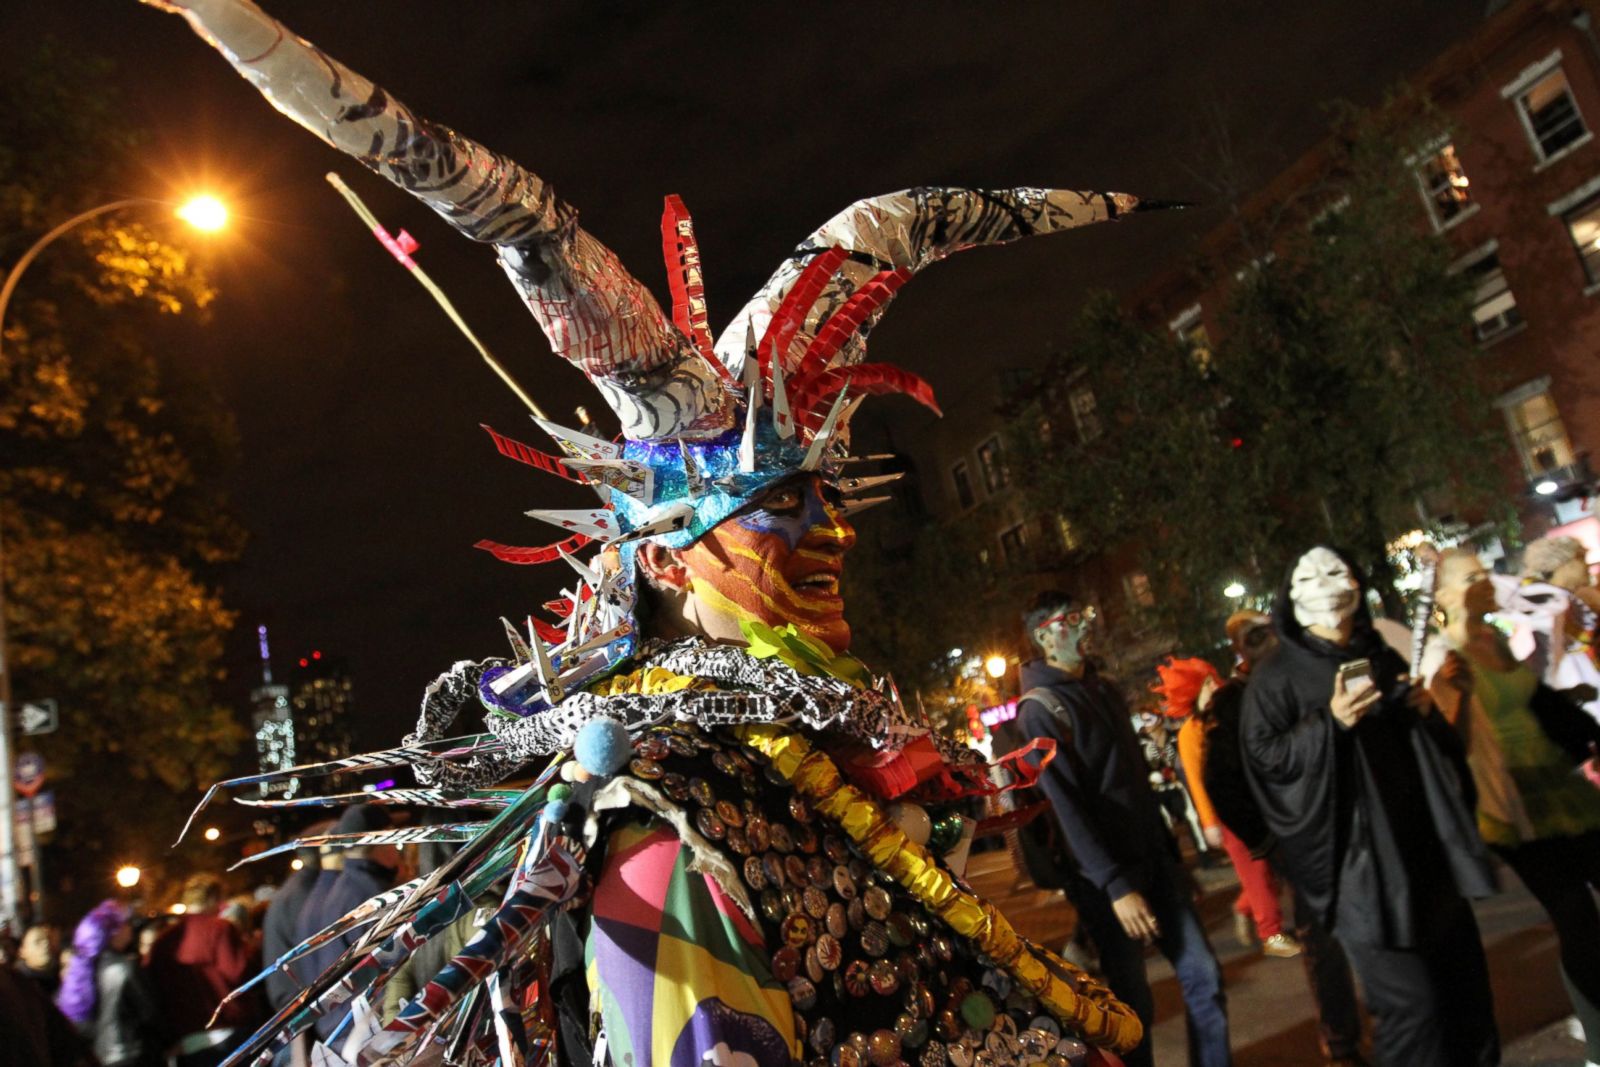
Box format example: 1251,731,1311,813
731,723,1144,1055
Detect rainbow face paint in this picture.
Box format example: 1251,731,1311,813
680,475,856,654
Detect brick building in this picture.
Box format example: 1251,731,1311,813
914,0,1600,672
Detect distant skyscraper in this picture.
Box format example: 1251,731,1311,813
289,649,354,767
250,624,295,797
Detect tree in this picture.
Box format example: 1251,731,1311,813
0,44,245,916
1009,97,1513,653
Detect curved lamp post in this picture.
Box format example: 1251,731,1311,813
0,194,227,928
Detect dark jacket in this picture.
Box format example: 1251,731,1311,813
89,949,156,1067
261,866,318,1011
1018,660,1178,901
1201,672,1273,851
301,857,397,1039
1241,548,1495,948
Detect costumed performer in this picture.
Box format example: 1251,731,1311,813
1241,546,1498,1067
142,1,1165,1064
1422,548,1600,1067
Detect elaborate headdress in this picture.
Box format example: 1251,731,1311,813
470,187,1153,716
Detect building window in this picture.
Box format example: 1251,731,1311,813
1499,379,1576,477
977,436,1008,492
1456,244,1522,343
1415,143,1473,229
1124,570,1156,609
999,523,1027,565
1069,385,1101,443
1514,66,1588,162
1564,194,1600,285
951,460,975,510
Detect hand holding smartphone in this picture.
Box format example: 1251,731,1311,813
1330,658,1379,728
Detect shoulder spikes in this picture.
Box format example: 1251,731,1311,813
500,617,533,665
556,546,603,589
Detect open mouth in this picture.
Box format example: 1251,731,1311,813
791,572,841,596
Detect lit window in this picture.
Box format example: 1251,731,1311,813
1516,67,1588,162
951,460,975,510
1563,194,1600,285
1416,143,1473,228
1069,385,1101,442
1456,246,1522,342
999,523,1027,564
977,437,1008,493
1124,571,1156,608
1054,514,1080,553
1500,380,1576,477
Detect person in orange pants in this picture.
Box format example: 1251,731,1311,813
1157,657,1302,958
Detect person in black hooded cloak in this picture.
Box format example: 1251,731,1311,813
1241,545,1499,1067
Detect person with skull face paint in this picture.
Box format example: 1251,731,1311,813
1017,592,1233,1067
1242,547,1499,1067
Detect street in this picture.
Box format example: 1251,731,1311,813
968,843,1585,1064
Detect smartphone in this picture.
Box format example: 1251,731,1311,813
1336,658,1374,693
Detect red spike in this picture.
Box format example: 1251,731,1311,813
790,268,913,387
792,364,942,431
480,425,587,484
543,598,575,618
529,616,568,644
660,196,733,383
472,533,594,566
756,246,850,389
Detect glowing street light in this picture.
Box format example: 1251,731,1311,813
290,858,305,872
984,655,1009,680
1223,581,1247,599
169,903,188,915
114,865,142,889
175,195,229,232
203,826,222,842
1536,479,1559,496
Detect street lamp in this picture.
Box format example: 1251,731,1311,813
1223,581,1247,599
203,826,222,842
984,655,1009,680
115,865,141,889
0,193,227,929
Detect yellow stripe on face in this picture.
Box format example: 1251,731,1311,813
722,542,840,613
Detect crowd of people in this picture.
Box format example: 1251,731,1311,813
0,802,416,1067
1007,534,1600,1067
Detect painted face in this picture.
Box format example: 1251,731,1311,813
1290,547,1360,631
1033,604,1096,670
678,474,857,653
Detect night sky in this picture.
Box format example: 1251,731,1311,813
2,2,1483,748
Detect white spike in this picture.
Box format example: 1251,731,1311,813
562,457,652,506
802,387,852,471
531,631,562,703
557,547,602,588
838,472,903,494
501,617,532,666
770,338,794,439
739,342,762,473
561,622,634,662
614,502,696,543
532,416,619,461
523,508,618,542
678,442,702,501
842,495,893,517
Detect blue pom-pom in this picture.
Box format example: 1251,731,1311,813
542,798,570,825
574,717,632,777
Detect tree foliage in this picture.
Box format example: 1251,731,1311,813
0,44,244,913
1010,98,1513,652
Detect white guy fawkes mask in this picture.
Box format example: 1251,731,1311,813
1290,547,1360,632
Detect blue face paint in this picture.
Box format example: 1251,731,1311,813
734,478,839,551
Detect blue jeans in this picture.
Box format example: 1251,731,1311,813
1072,860,1232,1067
